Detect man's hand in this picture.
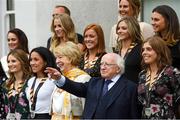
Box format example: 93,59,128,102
44,67,61,80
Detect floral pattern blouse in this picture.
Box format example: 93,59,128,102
2,81,30,119
138,66,180,119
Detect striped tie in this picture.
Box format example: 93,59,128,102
30,78,46,103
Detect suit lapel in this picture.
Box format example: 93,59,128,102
101,76,127,109
95,78,104,99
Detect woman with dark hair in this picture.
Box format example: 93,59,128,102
79,23,106,77
7,28,29,54
1,28,29,79
2,49,31,119
138,36,180,119
151,5,180,70
26,47,57,119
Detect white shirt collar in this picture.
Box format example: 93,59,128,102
111,74,121,83
105,74,121,90
106,74,121,83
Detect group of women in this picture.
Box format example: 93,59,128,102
114,0,180,119
0,13,106,120
0,0,180,119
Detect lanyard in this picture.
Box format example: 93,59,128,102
145,68,165,107
8,81,25,113
119,42,137,60
30,77,46,111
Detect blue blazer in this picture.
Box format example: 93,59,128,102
61,75,139,119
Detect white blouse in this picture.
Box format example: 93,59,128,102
50,74,91,116
26,76,55,114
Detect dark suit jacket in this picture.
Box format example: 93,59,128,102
60,74,139,119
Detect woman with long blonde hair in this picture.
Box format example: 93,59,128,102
49,13,78,54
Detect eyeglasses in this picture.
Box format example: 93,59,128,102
100,62,117,67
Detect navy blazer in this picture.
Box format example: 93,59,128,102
60,75,139,119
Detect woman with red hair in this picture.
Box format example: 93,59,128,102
79,24,106,77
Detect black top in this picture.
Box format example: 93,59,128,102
79,52,106,77
168,41,180,70
47,33,83,49
123,44,142,84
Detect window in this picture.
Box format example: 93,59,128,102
7,0,15,29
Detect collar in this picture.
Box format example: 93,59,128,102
106,74,121,83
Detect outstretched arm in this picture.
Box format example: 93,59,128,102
45,67,88,97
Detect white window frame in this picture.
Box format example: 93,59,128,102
0,0,15,58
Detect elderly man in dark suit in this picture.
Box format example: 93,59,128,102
45,53,139,119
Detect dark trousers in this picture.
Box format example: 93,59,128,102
33,113,51,119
